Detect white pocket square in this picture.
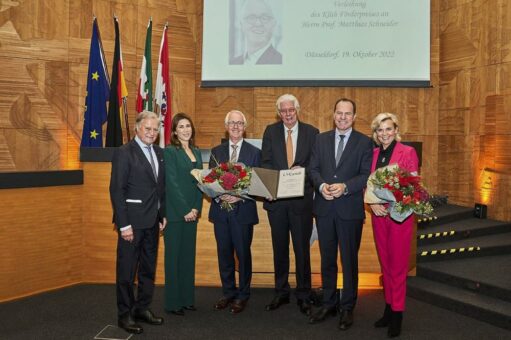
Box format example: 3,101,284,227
126,199,142,203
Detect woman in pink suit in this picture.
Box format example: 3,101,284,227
369,113,419,338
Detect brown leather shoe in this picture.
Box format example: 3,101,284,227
229,299,247,314
214,297,233,310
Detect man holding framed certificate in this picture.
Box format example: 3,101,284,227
261,94,319,316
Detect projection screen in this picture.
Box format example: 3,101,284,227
201,0,430,87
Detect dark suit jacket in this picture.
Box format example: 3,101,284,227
230,45,282,65
309,129,373,220
208,141,261,225
110,139,166,230
261,121,319,213
164,145,203,223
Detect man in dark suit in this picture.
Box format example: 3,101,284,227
209,110,261,314
110,111,167,334
261,94,319,316
229,0,282,65
230,45,282,65
308,98,373,330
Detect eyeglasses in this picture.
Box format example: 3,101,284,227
227,121,245,127
244,14,274,25
279,108,297,114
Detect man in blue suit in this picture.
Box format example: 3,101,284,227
308,98,373,330
209,110,261,314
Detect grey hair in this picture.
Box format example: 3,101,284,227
275,93,300,113
134,110,160,132
224,110,248,125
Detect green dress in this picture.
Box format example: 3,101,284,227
163,145,203,311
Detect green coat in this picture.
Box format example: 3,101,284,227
163,145,203,222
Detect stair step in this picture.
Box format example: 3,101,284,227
417,254,511,303
417,218,510,245
417,233,511,262
407,276,511,330
418,204,474,227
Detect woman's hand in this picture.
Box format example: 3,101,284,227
184,209,198,222
370,204,388,217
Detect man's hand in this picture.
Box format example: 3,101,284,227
121,227,134,242
328,183,346,198
321,184,334,200
159,217,167,231
220,194,241,203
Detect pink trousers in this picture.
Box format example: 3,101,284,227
372,214,413,311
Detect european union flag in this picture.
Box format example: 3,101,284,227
81,18,110,147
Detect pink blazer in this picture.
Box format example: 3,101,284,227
370,142,419,173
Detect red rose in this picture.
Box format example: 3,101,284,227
399,176,411,187
413,191,421,201
221,163,229,171
220,172,238,190
393,190,404,202
239,170,247,178
204,174,215,183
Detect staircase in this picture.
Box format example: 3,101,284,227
407,204,511,330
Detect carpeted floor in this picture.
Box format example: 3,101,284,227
0,284,509,339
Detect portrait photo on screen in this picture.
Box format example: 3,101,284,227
229,0,282,65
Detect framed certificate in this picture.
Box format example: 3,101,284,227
248,167,305,199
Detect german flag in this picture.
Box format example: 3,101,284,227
106,17,129,146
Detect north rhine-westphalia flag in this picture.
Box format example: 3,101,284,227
81,18,109,147
106,17,129,146
136,19,153,113
154,24,171,148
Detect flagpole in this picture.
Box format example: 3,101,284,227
94,16,110,86
123,97,131,140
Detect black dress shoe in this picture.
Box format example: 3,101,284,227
308,306,337,324
133,309,164,325
265,295,290,311
297,299,313,316
214,297,233,310
166,308,184,316
374,303,391,328
118,314,143,334
230,299,247,314
388,311,402,338
183,305,197,311
338,310,354,330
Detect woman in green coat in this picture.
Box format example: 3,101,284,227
163,112,203,315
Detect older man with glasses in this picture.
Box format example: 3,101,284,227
230,0,282,65
261,94,319,316
209,110,261,314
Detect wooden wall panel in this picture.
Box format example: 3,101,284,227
1,0,450,301
0,186,83,301
80,162,383,289
439,0,511,220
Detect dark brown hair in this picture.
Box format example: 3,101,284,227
170,112,196,148
333,97,357,114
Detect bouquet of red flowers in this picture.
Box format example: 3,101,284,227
191,162,252,211
364,164,433,222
